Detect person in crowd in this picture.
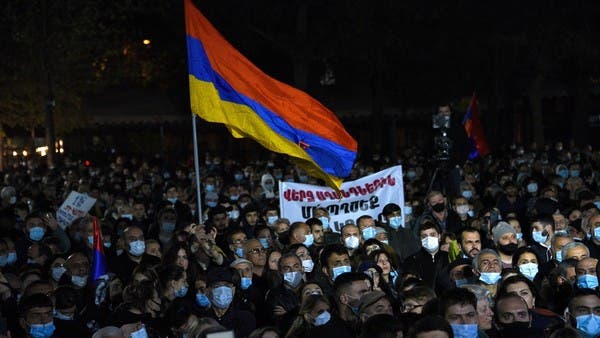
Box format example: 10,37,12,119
460,284,494,333
458,227,482,260
439,288,487,338
404,221,449,292
380,203,420,263
472,249,503,297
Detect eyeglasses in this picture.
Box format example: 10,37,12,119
402,303,424,312
248,248,267,255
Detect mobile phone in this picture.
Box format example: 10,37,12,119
206,331,234,338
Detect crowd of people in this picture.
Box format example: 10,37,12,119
1,141,600,338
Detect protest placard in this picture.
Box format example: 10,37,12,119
56,191,97,229
279,166,404,232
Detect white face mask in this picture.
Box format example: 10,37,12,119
344,235,359,250
421,236,439,253
456,205,470,215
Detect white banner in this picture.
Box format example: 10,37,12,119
279,166,404,232
56,191,97,229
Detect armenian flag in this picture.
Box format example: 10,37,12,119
462,93,490,160
184,0,357,190
91,217,107,282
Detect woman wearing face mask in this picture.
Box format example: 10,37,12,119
371,250,400,301
511,247,543,285
284,294,351,338
158,265,189,313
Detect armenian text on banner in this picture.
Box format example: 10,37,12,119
279,166,405,232
56,191,97,229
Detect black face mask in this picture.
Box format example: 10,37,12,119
431,203,445,213
498,321,531,337
497,243,518,255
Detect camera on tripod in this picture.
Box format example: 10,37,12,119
432,114,452,162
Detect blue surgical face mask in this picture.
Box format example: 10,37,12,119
71,275,88,288
29,226,45,241
319,217,329,230
130,326,149,338
54,311,73,321
196,292,211,307
455,279,469,288
577,274,599,289
332,265,352,281
516,233,523,240
206,201,218,208
259,238,270,249
314,310,331,326
241,277,253,290
167,197,178,204
450,323,478,338
555,250,563,262
129,240,146,257
526,183,538,193
212,286,233,309
234,174,243,181
404,206,413,216
532,230,548,244
29,321,56,338
87,236,94,246
205,184,215,193
479,272,501,285
388,216,403,229
228,210,240,220
6,252,17,265
570,170,580,177
52,266,66,282
162,222,176,233
576,314,600,337
303,234,314,247
284,271,303,288
175,285,188,298
267,215,278,225
462,190,474,199
594,227,600,239
362,227,377,240
235,247,244,258
519,263,538,281
558,169,569,179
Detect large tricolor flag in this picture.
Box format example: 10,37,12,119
91,217,107,282
184,0,357,190
462,93,490,160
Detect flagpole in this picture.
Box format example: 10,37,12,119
192,113,203,224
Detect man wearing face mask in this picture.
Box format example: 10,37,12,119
17,212,71,265
109,226,147,285
288,222,314,249
340,223,364,268
316,244,352,296
149,208,178,246
62,252,90,290
417,191,461,234
492,222,519,269
472,249,502,298
205,267,256,338
265,253,305,334
333,272,372,332
493,293,536,337
381,203,420,263
575,257,598,290
529,216,555,264
17,293,56,338
156,183,192,228
403,222,449,292
454,197,474,229
566,289,600,337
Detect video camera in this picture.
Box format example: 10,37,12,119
432,114,452,162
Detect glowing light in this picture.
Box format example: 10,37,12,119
142,39,151,45
22,150,28,157
36,146,49,157
12,151,17,157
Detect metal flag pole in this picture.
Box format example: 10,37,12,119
192,113,203,224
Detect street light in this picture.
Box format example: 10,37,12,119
142,39,151,45
22,150,28,157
